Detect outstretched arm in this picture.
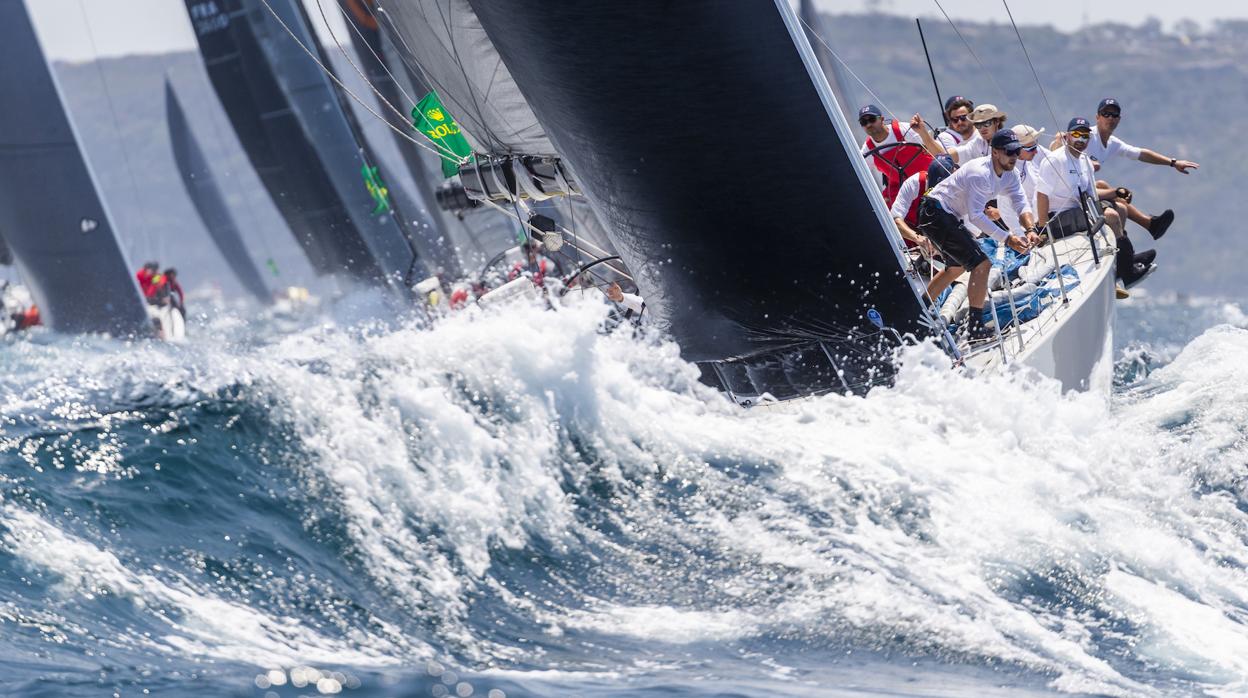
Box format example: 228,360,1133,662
1138,148,1199,173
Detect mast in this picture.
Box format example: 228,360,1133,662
166,79,273,303
468,0,930,395
0,0,152,335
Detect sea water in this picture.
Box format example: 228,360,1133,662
1,291,1246,697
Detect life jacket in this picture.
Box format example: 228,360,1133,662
865,120,934,206
902,170,928,232
137,268,155,296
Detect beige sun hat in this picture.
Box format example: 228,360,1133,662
970,104,1006,122
1011,124,1047,146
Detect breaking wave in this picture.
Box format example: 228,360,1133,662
1,292,1247,696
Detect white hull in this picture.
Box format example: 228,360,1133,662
964,232,1117,393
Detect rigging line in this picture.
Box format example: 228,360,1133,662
75,0,157,261
312,0,425,145
378,0,529,153
433,1,507,152
332,0,420,113
255,0,461,163
796,14,902,125
931,0,1015,108
1002,1,1062,137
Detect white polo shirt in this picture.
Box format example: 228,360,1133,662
949,130,987,163
927,155,1031,242
937,128,969,151
1085,126,1142,171
1035,146,1097,214
997,147,1049,230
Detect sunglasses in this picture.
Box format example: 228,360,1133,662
949,114,970,123
973,120,996,128
859,116,880,126
1099,111,1121,118
1022,145,1038,152
1068,132,1091,141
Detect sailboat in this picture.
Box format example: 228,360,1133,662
373,0,1115,397
0,0,154,337
184,0,429,291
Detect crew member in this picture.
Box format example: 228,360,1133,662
858,104,943,206
136,261,159,298
1087,97,1198,240
937,96,975,151
890,155,958,256
508,240,560,287
946,104,1007,164
919,130,1040,341
1037,117,1153,289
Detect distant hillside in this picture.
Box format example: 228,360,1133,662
819,13,1244,296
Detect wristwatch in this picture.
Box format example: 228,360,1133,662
1169,158,1178,168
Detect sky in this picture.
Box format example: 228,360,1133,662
27,0,1248,62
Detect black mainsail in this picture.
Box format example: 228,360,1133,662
469,0,932,396
0,0,152,335
166,79,272,303
185,0,406,285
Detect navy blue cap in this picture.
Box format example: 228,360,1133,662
1067,116,1092,132
944,95,972,112
927,155,957,188
1096,97,1121,113
990,129,1022,153
858,104,882,120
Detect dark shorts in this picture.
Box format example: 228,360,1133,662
918,197,989,269
1047,206,1091,240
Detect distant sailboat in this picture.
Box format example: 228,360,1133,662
0,0,152,336
166,78,273,304
184,0,427,288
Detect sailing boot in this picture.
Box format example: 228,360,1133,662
963,308,995,344
1148,210,1174,240
1114,234,1136,281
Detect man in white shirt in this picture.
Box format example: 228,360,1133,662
918,130,1041,341
1036,117,1154,289
937,96,975,151
946,103,1005,164
1088,97,1199,240
993,124,1048,231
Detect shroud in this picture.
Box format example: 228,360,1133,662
0,0,152,335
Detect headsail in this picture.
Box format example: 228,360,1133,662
470,0,931,396
166,79,272,303
0,0,152,335
375,0,625,282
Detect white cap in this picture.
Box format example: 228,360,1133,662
1011,124,1046,145
970,104,1005,122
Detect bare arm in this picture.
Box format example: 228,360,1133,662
910,114,947,156
1138,148,1199,173
1036,192,1050,231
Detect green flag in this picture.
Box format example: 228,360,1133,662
361,164,391,215
413,91,472,178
